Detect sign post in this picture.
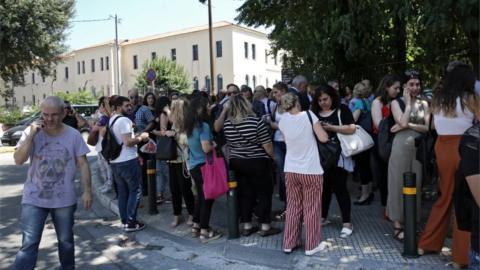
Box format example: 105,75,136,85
146,68,156,93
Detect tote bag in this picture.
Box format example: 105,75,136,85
156,136,177,160
201,149,228,200
336,109,374,157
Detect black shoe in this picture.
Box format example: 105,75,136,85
240,226,259,237
125,221,146,232
258,227,281,237
354,193,374,205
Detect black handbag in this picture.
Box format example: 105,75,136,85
155,135,177,160
306,111,341,170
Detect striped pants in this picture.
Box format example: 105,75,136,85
283,172,323,251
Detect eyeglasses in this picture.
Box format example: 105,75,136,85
405,69,420,78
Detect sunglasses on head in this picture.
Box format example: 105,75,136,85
405,69,420,78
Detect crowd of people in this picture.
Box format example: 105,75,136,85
11,61,479,269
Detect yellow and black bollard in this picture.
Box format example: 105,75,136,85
402,172,419,258
227,170,239,239
147,160,158,215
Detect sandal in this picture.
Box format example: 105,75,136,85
393,226,404,242
191,226,200,238
200,229,222,243
274,211,286,222
258,227,281,237
240,226,259,237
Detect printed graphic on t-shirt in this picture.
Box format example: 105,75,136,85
29,141,72,200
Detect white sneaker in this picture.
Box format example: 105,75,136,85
305,241,328,256
340,226,353,238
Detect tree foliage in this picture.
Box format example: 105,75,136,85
135,57,191,94
236,0,478,87
0,0,74,85
55,90,97,104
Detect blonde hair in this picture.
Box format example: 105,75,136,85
227,94,256,124
280,93,298,112
169,97,188,133
253,85,267,101
353,81,372,98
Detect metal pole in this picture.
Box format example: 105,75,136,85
147,160,158,215
207,0,215,96
114,14,120,95
402,172,419,258
227,170,239,239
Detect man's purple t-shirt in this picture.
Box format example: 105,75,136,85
16,125,90,208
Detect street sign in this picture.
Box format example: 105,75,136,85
146,68,156,82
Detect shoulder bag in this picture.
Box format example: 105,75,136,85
201,148,228,200
336,109,374,157
306,111,341,170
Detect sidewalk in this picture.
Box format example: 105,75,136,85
91,155,453,269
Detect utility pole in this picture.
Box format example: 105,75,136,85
114,14,120,95
207,0,215,96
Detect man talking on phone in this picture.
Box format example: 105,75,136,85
12,96,92,270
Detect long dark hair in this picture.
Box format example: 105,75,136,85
432,64,479,117
311,83,340,115
143,92,156,107
185,96,210,136
155,96,170,117
376,74,401,105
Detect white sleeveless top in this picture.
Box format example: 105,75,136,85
434,97,474,135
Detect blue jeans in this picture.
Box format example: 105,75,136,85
13,204,77,270
156,160,170,194
273,141,287,203
110,158,142,225
470,249,480,270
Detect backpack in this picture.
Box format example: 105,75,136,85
101,116,125,162
357,99,373,133
377,98,405,162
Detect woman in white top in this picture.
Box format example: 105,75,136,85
278,93,329,256
418,63,479,267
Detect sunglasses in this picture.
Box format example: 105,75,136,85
405,69,420,78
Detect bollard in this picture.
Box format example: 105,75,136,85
402,172,419,258
227,170,239,239
147,160,158,215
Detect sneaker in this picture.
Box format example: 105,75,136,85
125,221,146,232
321,219,331,226
340,226,353,238
305,241,328,256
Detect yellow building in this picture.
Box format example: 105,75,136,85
2,21,283,107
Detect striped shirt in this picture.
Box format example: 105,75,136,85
224,117,271,159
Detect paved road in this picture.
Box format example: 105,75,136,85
0,152,273,270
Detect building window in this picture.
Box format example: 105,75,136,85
274,54,277,65
42,75,45,83
205,76,211,92
31,73,35,84
23,96,26,104
91,59,95,72
65,67,69,79
216,41,222,58
13,97,16,105
106,56,110,70
253,75,256,87
252,44,256,60
81,61,85,74
53,69,57,80
266,78,269,87
43,93,46,99
32,95,36,105
193,76,199,90
244,42,248,58
192,45,198,61
245,75,249,86
217,74,223,91
77,61,80,74
133,55,138,69
171,48,176,61
100,57,104,71
265,50,268,64
151,52,156,60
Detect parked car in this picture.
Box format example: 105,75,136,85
1,116,39,146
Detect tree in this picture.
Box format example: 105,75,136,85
135,57,191,94
0,84,15,107
0,0,74,85
55,90,97,104
236,0,478,86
